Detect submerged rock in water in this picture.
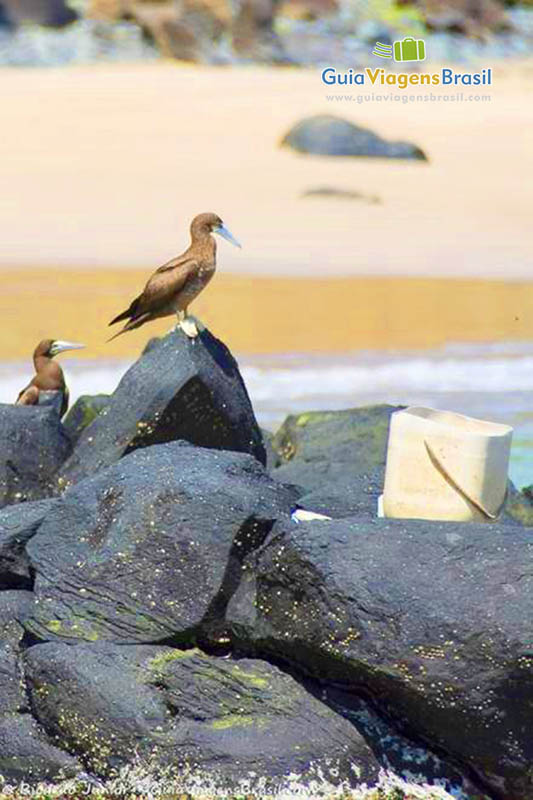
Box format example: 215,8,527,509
24,641,381,784
227,515,533,800
0,404,72,509
59,326,266,488
26,442,294,645
281,115,427,160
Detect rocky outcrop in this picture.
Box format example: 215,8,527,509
59,328,266,488
24,641,381,784
281,115,427,160
87,0,284,62
26,442,294,645
227,515,533,800
0,404,71,509
0,500,56,589
406,0,509,35
0,385,530,794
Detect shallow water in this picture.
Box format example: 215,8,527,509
2,340,533,490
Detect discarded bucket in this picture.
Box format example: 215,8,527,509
382,406,513,523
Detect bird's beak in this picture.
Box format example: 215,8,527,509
214,223,241,249
51,341,86,356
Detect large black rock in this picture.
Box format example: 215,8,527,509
227,516,533,800
272,405,400,517
24,641,380,786
59,328,266,487
0,500,56,589
281,115,427,160
25,442,294,645
0,404,71,509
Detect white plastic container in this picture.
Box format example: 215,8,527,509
382,407,513,523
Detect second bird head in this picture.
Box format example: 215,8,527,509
191,212,241,249
41,340,86,358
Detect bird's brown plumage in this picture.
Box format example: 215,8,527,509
16,339,70,416
108,212,230,341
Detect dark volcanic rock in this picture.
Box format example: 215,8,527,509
0,500,56,589
59,327,266,487
0,591,35,716
0,590,34,648
0,404,72,509
62,394,110,446
26,442,294,645
272,405,400,516
281,115,427,160
0,714,81,784
0,643,24,715
227,516,533,800
24,641,380,785
297,469,384,519
2,0,77,26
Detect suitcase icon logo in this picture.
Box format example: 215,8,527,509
393,37,426,62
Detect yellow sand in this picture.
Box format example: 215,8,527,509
2,269,533,359
0,60,532,358
0,60,531,278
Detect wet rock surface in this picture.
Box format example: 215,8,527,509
59,328,266,488
0,405,71,509
281,115,428,160
26,442,294,645
227,515,533,800
24,641,381,784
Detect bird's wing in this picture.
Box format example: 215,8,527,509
16,385,40,406
109,256,200,328
133,256,200,317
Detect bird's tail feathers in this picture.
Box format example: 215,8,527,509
106,312,151,343
108,296,141,327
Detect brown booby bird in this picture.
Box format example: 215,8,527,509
108,212,241,341
16,339,85,416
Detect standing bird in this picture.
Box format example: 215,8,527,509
108,212,241,341
16,339,85,416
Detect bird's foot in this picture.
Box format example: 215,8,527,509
179,316,199,339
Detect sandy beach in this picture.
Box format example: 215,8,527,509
3,269,533,359
0,60,532,358
0,60,531,276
